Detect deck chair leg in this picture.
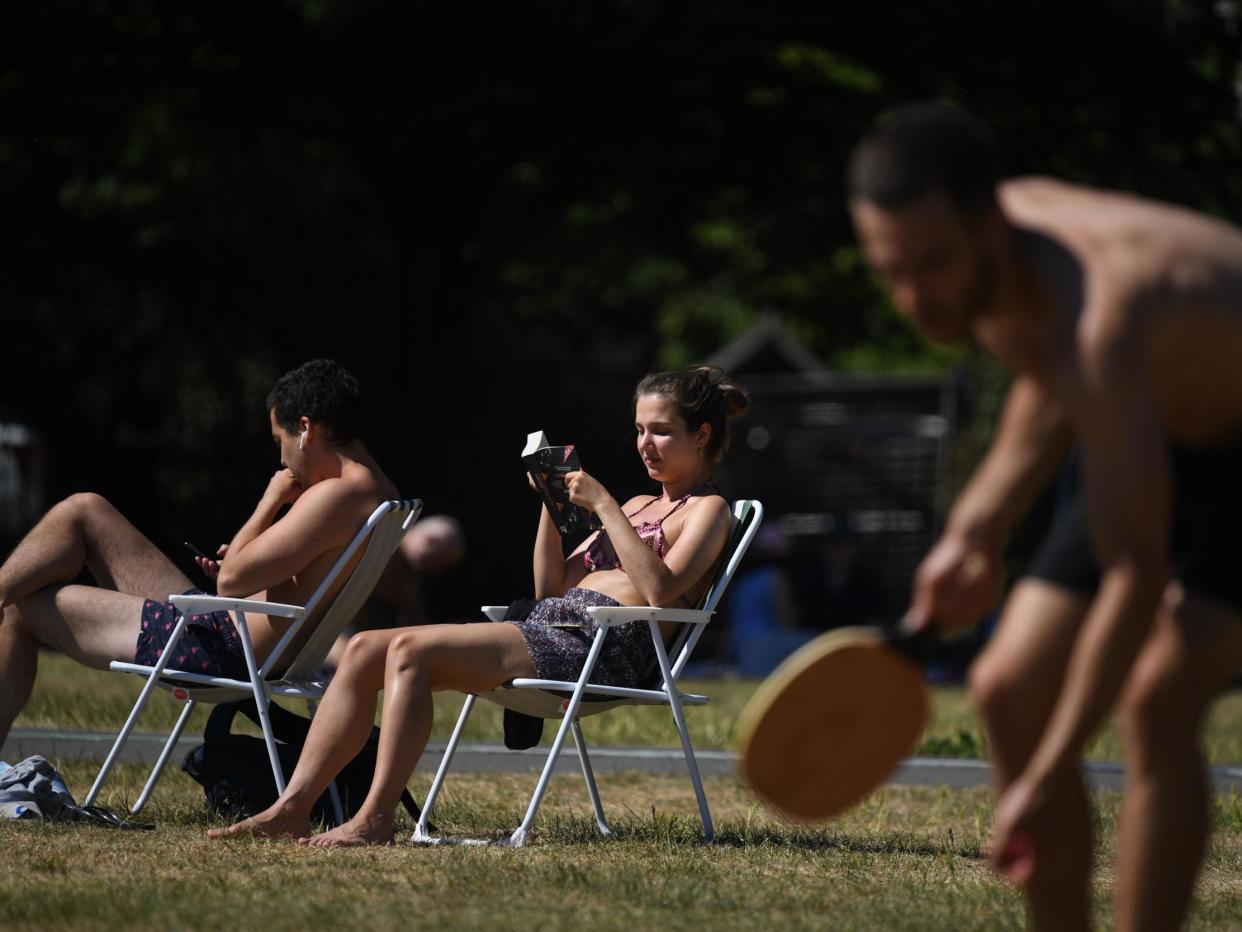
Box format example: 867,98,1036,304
232,610,286,794
509,705,576,848
571,720,612,837
130,699,197,815
252,689,285,795
326,781,344,826
649,620,714,842
509,628,612,847
670,696,713,842
84,613,193,808
413,692,477,842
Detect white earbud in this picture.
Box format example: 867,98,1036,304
298,431,307,450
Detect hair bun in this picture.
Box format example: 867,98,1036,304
717,377,750,421
691,365,750,420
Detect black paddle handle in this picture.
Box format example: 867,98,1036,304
886,625,942,666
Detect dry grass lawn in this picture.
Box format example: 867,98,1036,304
6,654,1242,929
2,761,1242,930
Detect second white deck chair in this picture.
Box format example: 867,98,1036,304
84,497,423,816
413,498,763,847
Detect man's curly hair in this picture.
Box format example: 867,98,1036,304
265,359,366,445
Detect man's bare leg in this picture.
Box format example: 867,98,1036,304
1114,585,1242,932
302,622,535,847
0,585,145,746
969,579,1092,931
0,493,188,746
0,492,191,609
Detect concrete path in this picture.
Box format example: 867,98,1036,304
6,728,1242,793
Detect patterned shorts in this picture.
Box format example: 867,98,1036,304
509,587,659,688
133,589,248,680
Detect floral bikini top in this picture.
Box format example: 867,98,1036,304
583,484,719,573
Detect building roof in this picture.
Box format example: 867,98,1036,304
704,313,831,378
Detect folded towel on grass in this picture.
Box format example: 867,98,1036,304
0,755,153,829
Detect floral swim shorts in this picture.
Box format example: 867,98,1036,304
133,589,248,680
508,587,659,688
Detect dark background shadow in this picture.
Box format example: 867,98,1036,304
2,2,1238,620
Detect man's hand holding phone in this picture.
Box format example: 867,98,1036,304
185,541,228,580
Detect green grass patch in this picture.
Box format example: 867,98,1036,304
16,651,1242,764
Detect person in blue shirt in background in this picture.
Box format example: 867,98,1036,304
727,524,808,675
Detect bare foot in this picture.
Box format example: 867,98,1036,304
298,810,395,848
207,804,312,840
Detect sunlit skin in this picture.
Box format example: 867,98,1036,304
557,394,733,616
0,397,394,753
635,394,711,487
206,390,734,848
853,175,1242,932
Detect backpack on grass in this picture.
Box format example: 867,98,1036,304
181,699,423,827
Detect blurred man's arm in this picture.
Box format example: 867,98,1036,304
1022,318,1168,781
950,374,1072,547
992,312,1169,868
910,374,1072,629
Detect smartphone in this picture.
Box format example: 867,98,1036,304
184,541,220,563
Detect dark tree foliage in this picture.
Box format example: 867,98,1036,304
1,1,1238,614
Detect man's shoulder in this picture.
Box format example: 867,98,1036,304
1000,177,1142,234
999,174,1068,196
294,475,387,525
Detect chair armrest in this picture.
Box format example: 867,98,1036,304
586,606,713,628
169,594,306,619
481,605,508,622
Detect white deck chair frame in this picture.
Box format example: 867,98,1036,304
413,499,763,847
84,497,424,816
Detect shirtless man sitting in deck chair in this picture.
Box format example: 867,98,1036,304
0,358,398,749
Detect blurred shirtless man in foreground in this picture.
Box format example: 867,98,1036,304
849,102,1242,931
0,359,396,748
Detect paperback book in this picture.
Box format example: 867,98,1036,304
522,430,600,536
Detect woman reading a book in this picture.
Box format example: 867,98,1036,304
209,365,749,846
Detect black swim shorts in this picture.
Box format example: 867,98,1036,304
1026,439,1242,613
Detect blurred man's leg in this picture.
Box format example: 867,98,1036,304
1114,585,1242,932
969,579,1092,931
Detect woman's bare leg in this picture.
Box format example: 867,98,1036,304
207,626,408,839
302,622,535,847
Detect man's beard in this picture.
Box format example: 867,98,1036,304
959,248,998,322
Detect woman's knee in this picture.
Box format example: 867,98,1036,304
337,630,393,678
386,630,430,674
